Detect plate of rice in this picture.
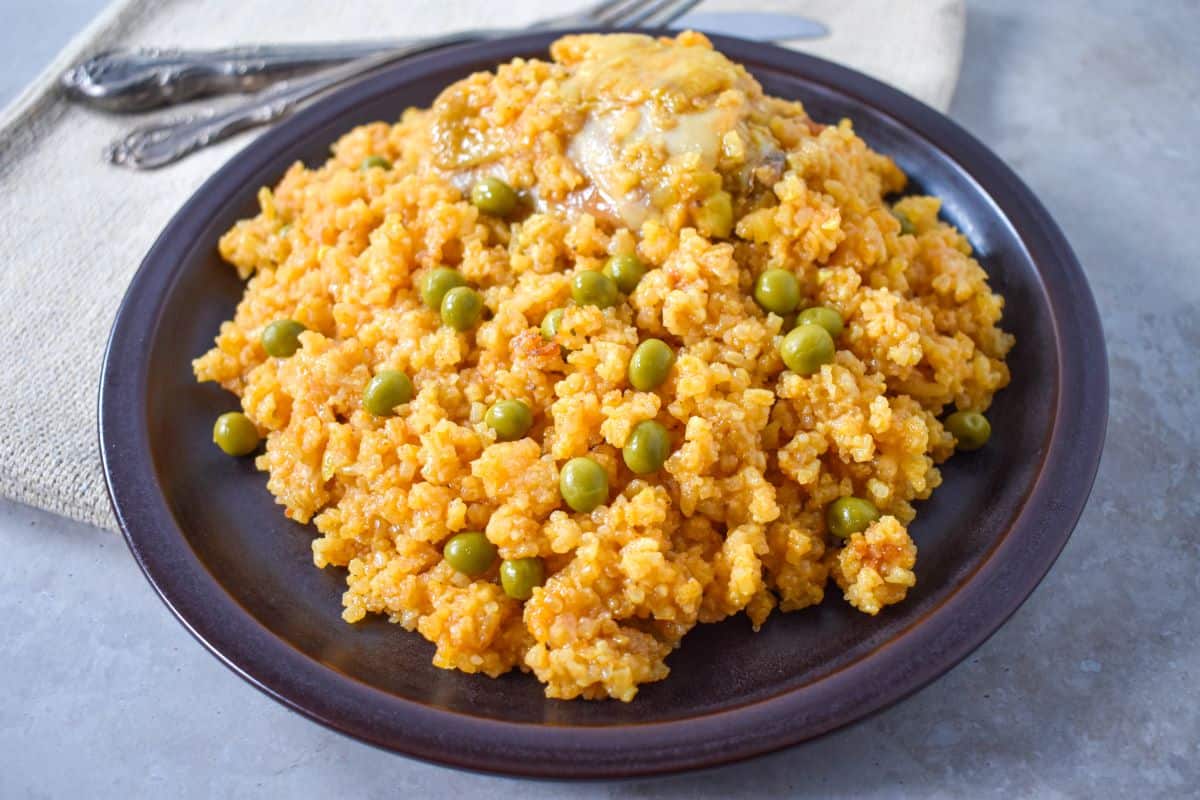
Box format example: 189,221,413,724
101,30,1107,777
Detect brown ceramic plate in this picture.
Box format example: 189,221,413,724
99,31,1107,778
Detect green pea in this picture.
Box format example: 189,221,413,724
944,410,991,451
212,412,260,457
485,399,533,442
363,370,413,416
780,324,835,375
420,268,467,311
440,286,483,330
826,496,880,539
470,177,519,217
893,208,916,235
442,532,497,576
261,319,305,358
559,457,609,513
570,270,619,309
622,420,671,475
628,338,675,391
540,307,565,340
753,269,800,315
604,253,647,293
795,306,844,338
360,155,392,171
696,190,733,239
499,557,545,600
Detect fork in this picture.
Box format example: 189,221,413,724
104,0,700,170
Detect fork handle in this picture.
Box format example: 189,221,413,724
61,41,417,113
104,33,483,170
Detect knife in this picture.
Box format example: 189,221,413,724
62,12,828,113
671,10,829,40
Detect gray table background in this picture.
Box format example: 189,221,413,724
2,1,1196,797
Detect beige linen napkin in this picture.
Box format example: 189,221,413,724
0,0,965,531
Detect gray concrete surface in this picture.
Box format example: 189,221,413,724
0,0,111,105
2,1,1198,797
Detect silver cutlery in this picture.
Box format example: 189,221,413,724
65,12,828,113
103,0,703,170
64,41,405,113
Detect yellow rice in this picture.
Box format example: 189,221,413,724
194,32,1013,701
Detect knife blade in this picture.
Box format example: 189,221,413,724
670,11,829,41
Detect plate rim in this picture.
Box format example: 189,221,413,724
99,29,1109,778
